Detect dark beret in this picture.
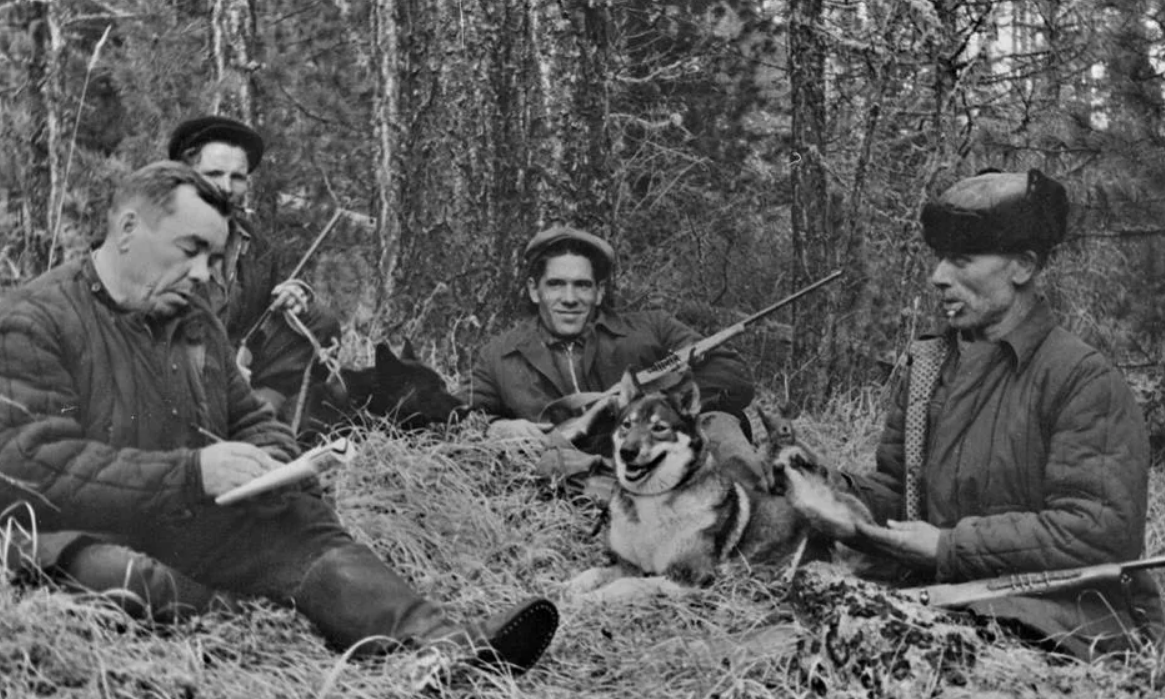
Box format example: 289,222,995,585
524,225,616,276
167,116,264,172
921,169,1068,260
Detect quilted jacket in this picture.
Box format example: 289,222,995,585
848,300,1164,658
0,256,296,537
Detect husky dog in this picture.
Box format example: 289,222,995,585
566,370,805,601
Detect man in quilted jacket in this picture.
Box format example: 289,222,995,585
793,168,1163,660
0,161,557,674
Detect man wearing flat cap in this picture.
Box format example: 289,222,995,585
168,115,341,418
459,225,762,494
788,169,1164,659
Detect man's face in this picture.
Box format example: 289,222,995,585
191,141,250,205
929,252,1032,341
119,185,228,317
527,253,605,339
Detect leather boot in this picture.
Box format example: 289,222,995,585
293,543,559,674
58,541,237,623
421,597,559,676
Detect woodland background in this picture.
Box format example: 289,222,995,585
3,0,1165,413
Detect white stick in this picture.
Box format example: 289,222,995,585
215,438,354,506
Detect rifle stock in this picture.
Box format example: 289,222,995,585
901,554,1165,608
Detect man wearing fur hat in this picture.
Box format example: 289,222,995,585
793,169,1164,659
460,225,763,494
168,116,341,418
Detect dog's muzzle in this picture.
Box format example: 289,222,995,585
619,449,665,482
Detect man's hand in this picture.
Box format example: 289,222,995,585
270,279,312,316
855,519,945,571
235,346,254,384
199,441,284,497
487,418,553,443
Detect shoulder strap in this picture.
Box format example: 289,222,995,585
903,336,950,520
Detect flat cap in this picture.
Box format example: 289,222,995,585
524,225,616,271
167,116,264,172
921,169,1068,260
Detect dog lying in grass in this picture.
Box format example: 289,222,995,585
565,370,875,602
297,341,464,441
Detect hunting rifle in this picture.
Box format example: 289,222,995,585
549,269,844,443
900,554,1165,608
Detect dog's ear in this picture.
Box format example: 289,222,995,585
616,368,643,410
757,406,775,435
400,338,418,362
667,372,701,417
375,342,405,374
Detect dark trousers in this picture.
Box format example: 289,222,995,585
6,492,453,652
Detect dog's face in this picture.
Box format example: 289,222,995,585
611,370,703,496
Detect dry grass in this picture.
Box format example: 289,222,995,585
2,399,1164,698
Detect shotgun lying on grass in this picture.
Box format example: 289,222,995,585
901,554,1165,608
546,269,844,443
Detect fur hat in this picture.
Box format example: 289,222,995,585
921,169,1068,261
167,116,264,173
524,225,616,278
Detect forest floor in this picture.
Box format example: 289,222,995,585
1,389,1163,699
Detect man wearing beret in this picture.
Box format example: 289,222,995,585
0,161,558,677
168,115,341,419
790,169,1164,659
459,225,764,494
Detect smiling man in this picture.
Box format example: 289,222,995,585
460,225,760,494
792,169,1164,660
0,162,558,674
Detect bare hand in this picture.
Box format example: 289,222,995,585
235,346,253,384
199,441,284,497
270,280,312,316
487,418,553,443
854,519,944,570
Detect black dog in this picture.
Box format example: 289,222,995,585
295,340,464,440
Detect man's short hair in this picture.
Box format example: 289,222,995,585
110,161,232,225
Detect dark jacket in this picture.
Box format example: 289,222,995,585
848,300,1163,658
208,217,340,399
0,256,297,537
460,309,755,422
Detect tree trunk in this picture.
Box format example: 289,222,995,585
786,0,835,401
210,0,258,124
371,0,402,313
21,0,66,276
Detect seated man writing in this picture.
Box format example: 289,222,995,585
0,161,557,674
791,168,1164,660
459,225,764,493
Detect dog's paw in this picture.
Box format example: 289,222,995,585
777,446,872,541
563,566,623,600
580,576,688,604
